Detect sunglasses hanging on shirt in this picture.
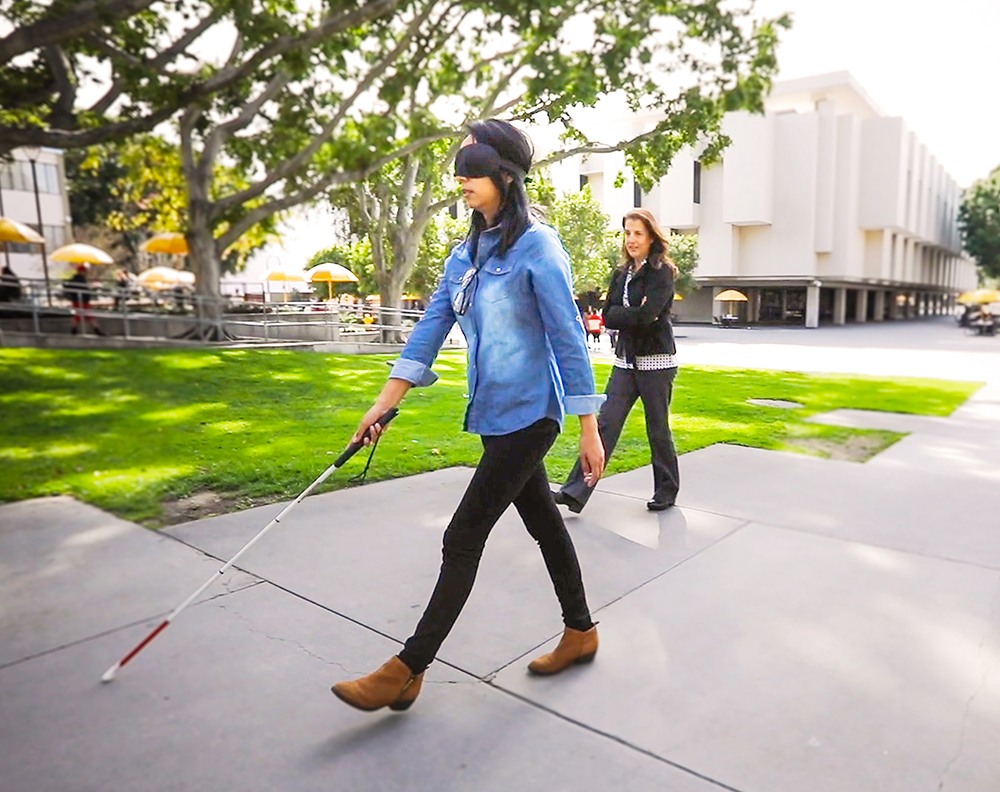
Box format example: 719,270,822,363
452,263,482,316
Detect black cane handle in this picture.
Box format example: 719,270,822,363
333,407,399,467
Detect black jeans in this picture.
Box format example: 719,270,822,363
560,366,680,509
398,418,593,674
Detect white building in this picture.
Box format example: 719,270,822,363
550,72,978,327
0,147,73,284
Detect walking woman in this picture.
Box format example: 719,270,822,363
332,120,606,713
554,208,680,513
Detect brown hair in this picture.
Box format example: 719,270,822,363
620,208,678,276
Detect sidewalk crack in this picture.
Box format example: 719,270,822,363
215,601,352,675
937,572,1000,791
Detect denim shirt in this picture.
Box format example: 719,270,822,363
390,221,605,435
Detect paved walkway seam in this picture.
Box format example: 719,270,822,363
488,684,750,792
0,580,265,672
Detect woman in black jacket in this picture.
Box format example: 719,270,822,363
555,208,680,512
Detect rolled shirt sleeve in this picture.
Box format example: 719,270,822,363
388,267,457,387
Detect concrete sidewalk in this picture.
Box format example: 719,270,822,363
2,317,999,792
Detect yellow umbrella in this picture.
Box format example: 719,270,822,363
0,216,45,244
307,262,359,283
714,289,748,302
137,266,195,290
51,243,114,265
261,267,308,283
260,266,308,302
141,232,189,255
307,262,358,299
957,288,1000,305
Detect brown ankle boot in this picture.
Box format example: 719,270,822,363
528,625,599,676
331,656,423,712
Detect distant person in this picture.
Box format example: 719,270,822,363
64,264,104,335
114,268,133,311
555,208,680,513
585,309,604,348
0,263,22,302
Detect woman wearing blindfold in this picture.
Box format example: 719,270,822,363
332,119,607,713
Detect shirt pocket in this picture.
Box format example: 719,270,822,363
478,258,516,304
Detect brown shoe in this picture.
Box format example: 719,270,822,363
528,625,599,676
331,656,423,712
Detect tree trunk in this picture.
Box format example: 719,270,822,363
184,200,232,340
179,108,233,342
377,221,425,343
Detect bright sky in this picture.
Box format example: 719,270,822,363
755,0,1000,187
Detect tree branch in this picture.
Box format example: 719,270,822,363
89,11,220,117
83,34,144,69
0,107,178,150
200,0,405,99
0,0,402,151
43,46,77,129
217,130,456,250
206,70,292,155
150,12,220,70
0,0,157,65
533,127,665,171
212,1,435,219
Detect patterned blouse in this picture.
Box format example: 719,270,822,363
613,266,679,371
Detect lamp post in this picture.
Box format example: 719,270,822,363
22,146,52,306
0,168,11,270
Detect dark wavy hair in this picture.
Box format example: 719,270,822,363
465,119,533,259
620,208,678,276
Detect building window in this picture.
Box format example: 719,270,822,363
693,161,702,204
579,174,589,191
633,180,642,208
6,224,67,253
0,161,60,193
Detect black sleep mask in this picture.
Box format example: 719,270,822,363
455,143,527,181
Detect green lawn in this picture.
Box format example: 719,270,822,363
0,348,980,525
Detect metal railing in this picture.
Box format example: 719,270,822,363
0,277,454,348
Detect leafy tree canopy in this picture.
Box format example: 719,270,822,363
64,135,277,272
0,0,406,152
959,165,1000,281
541,184,619,295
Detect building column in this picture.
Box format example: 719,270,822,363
855,289,868,323
805,285,821,328
833,287,847,325
873,290,886,321
894,292,903,319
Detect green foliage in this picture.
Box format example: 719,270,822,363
959,165,1000,280
667,233,700,296
406,213,467,299
63,134,278,274
547,186,618,294
0,348,977,524
5,0,792,303
307,238,376,297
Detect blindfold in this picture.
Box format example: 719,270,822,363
455,143,527,181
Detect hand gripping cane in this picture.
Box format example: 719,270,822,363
101,407,399,683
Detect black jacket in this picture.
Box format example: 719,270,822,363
63,272,91,302
602,261,676,360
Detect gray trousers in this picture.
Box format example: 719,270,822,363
559,365,680,508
